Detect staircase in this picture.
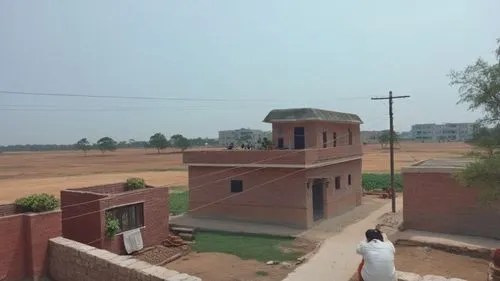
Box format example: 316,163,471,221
170,225,196,242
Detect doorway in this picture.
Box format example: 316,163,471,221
294,127,305,149
312,179,325,221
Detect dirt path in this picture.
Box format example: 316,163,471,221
0,171,187,202
283,197,402,281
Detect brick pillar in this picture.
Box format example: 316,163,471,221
24,211,62,281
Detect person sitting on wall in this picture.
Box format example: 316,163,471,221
356,224,396,281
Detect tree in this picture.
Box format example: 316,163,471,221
450,39,500,203
170,134,191,151
75,138,91,156
149,133,169,153
377,130,399,149
97,137,117,153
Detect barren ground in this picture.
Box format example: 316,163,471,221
394,245,489,281
0,142,471,201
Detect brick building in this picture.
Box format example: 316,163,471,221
403,159,500,239
183,108,364,228
61,183,170,254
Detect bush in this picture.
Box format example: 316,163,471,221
362,173,403,191
15,193,60,213
125,177,146,191
105,212,120,238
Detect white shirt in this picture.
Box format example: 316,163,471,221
356,233,396,281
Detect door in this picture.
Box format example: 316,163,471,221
294,127,305,149
312,179,324,221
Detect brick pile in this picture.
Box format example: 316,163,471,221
49,237,201,281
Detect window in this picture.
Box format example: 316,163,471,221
335,176,341,190
333,132,337,147
348,174,352,186
231,180,243,193
277,137,284,149
106,203,144,233
322,132,327,148
348,129,353,145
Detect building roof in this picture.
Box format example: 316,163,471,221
402,158,473,174
263,108,363,124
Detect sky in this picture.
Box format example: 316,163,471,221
0,1,499,145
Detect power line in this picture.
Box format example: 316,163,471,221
0,90,373,103
371,91,410,213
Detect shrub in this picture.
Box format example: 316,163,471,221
15,193,60,213
105,212,120,238
125,177,146,191
362,173,403,191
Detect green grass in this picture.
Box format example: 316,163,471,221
192,231,303,262
362,173,403,191
168,191,188,215
256,271,269,276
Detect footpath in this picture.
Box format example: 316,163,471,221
283,197,403,281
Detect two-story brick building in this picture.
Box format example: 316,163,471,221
183,108,363,228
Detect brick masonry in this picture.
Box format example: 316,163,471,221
61,184,170,254
48,237,201,281
403,172,500,239
189,159,362,228
0,205,61,281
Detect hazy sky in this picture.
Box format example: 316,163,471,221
1,1,499,145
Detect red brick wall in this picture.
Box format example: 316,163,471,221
403,172,500,239
0,207,61,281
61,190,106,247
188,159,362,228
0,203,17,216
306,159,362,226
0,213,25,281
24,211,62,279
100,187,170,254
272,121,361,149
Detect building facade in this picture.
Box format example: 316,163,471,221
61,183,170,254
184,108,364,229
411,123,474,141
218,128,271,147
402,159,500,239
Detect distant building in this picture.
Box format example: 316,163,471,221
411,123,474,142
218,128,271,146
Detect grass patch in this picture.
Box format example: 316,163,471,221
256,271,269,276
192,231,303,262
168,191,188,215
362,173,403,191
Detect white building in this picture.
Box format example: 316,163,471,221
218,128,271,147
411,123,474,141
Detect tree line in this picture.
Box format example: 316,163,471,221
0,135,218,153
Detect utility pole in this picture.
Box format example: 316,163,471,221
371,91,410,213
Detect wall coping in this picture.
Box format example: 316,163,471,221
402,158,472,174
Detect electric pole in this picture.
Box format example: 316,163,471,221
371,91,410,213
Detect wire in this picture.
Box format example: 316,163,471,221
59,115,389,212
60,130,356,211
0,90,373,103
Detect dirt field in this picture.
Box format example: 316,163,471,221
394,245,489,281
0,142,471,202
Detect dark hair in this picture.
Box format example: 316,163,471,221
365,229,384,242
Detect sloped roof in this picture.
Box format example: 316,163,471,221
263,108,363,124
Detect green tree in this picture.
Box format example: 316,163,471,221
75,138,91,156
149,133,169,153
171,134,191,151
377,130,398,149
97,137,117,153
450,39,500,203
